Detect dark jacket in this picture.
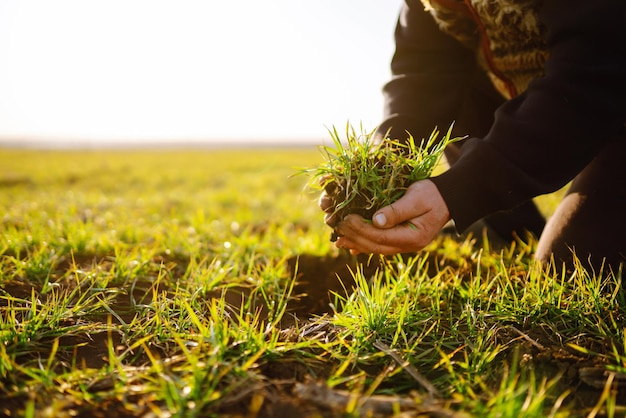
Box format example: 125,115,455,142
378,0,626,231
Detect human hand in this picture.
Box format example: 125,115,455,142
317,176,341,228
334,180,450,255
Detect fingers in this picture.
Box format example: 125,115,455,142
319,192,340,228
333,180,451,255
372,180,439,229
318,177,341,227
318,191,333,213
325,213,339,228
335,214,432,254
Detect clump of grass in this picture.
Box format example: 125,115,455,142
303,123,458,240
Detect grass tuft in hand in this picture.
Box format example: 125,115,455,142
304,123,459,241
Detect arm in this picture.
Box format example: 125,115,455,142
432,0,626,230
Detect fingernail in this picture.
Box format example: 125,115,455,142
374,212,386,227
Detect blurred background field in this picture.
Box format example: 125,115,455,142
0,147,330,258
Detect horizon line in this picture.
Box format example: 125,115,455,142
0,136,325,150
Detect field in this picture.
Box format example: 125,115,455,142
1,147,625,417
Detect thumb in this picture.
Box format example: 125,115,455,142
372,193,416,229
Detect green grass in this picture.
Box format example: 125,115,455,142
0,147,625,417
300,124,457,230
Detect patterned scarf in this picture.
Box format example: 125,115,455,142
421,0,549,98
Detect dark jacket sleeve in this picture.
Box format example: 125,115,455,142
376,0,477,141
432,0,626,230
402,0,626,231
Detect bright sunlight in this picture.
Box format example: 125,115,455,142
0,0,402,145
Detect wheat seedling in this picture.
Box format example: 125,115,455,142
303,123,459,240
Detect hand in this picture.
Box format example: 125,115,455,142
317,176,340,227
334,180,450,255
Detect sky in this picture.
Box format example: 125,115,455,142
0,0,403,146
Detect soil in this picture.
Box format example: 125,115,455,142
286,252,381,316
